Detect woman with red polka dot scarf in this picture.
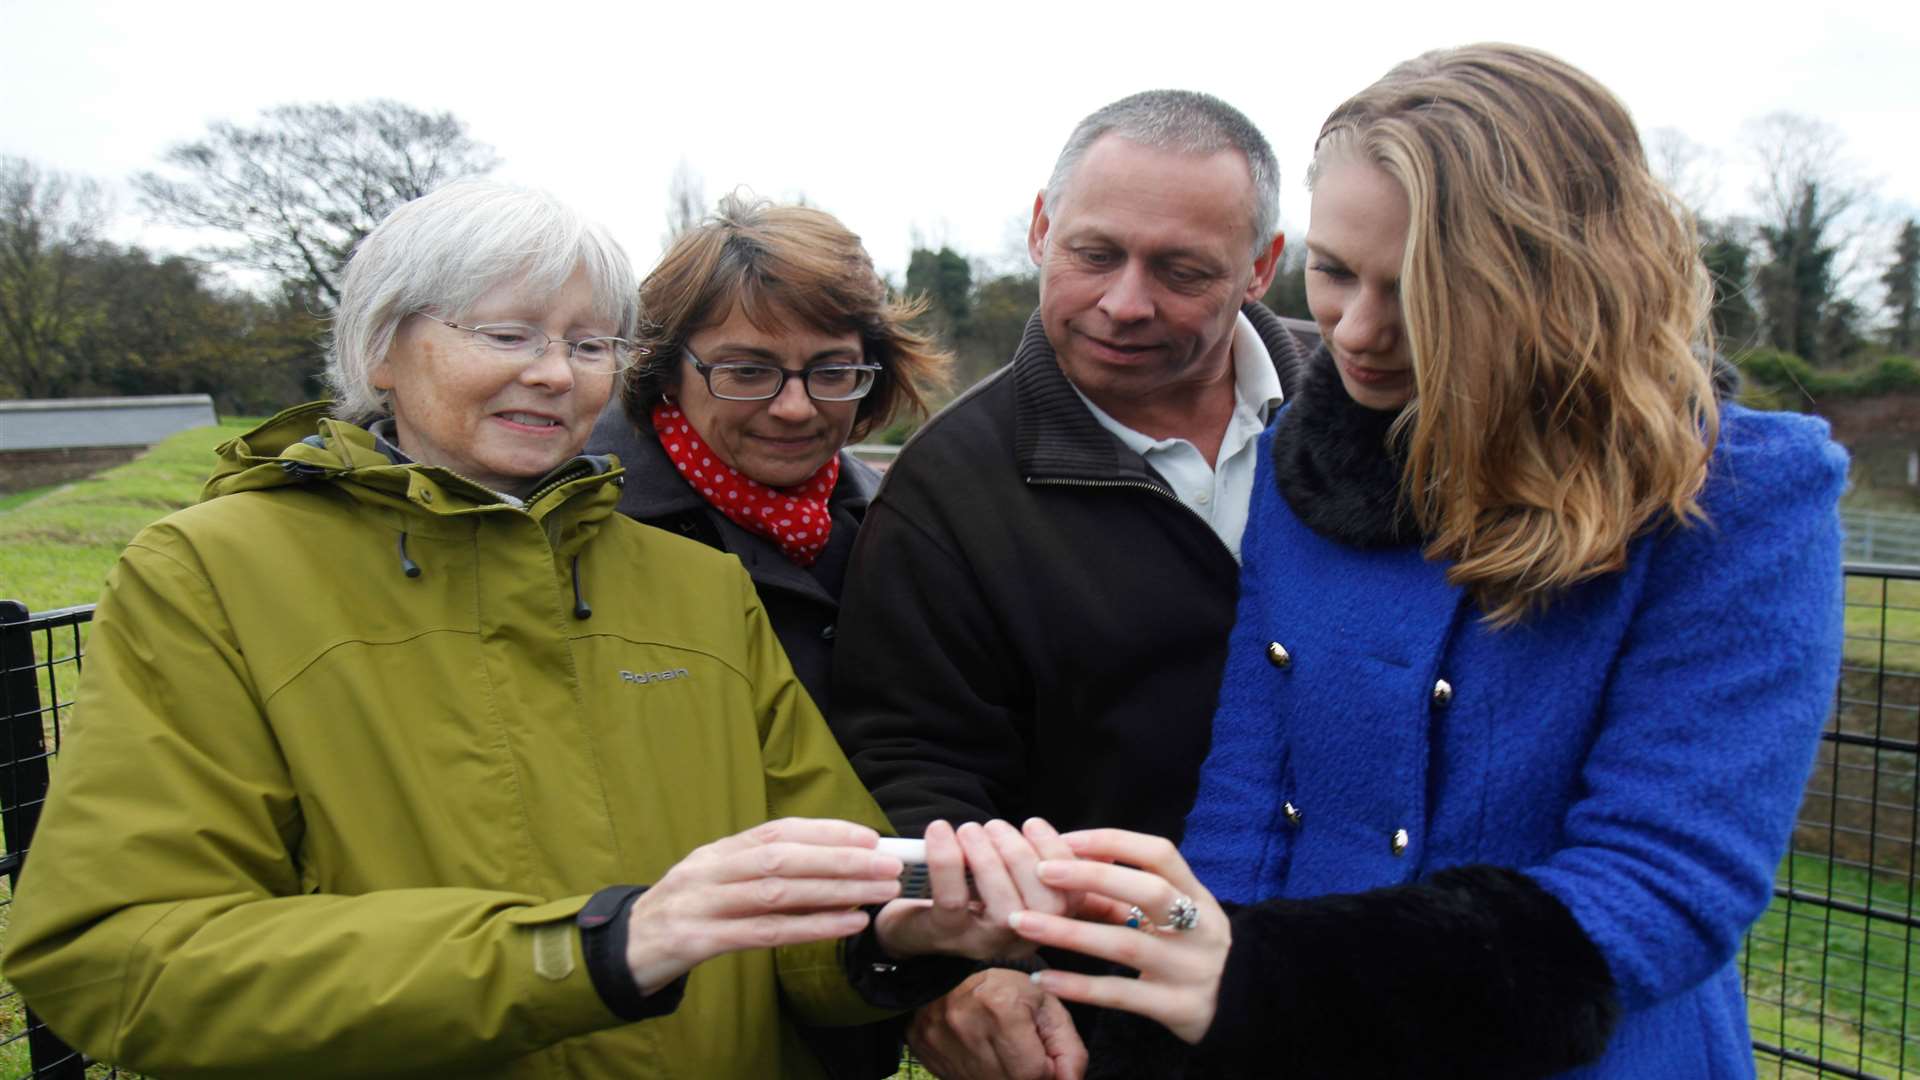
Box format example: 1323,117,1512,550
585,194,949,721
583,193,952,1080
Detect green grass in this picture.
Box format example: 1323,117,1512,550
0,488,55,514
1744,852,1920,1077
0,419,259,611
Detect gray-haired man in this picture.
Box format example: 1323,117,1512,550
829,91,1315,1077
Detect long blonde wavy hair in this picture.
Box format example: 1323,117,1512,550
1314,43,1719,625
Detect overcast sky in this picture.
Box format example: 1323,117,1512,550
4,0,1917,288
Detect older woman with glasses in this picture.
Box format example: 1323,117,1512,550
3,181,1047,1080
586,194,948,719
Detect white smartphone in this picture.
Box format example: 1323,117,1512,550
875,837,975,900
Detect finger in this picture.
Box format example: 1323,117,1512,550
924,820,973,917
987,819,1064,915
700,874,902,917
710,840,901,885
1034,858,1176,912
1072,893,1137,927
1028,967,1180,1038
957,821,1023,919
1022,817,1076,862
1060,829,1210,901
707,817,882,856
982,1006,1054,1080
700,908,873,954
1007,910,1184,977
1032,991,1090,1080
1021,817,1091,923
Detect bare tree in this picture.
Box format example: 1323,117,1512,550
662,159,706,248
0,157,110,398
1647,127,1720,217
136,101,498,306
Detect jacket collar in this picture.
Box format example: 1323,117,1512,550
1012,302,1308,483
1270,345,1423,549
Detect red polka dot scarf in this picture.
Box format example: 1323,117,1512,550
650,401,840,567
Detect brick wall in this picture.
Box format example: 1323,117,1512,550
0,445,144,494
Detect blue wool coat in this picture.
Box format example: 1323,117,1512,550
1182,404,1847,1078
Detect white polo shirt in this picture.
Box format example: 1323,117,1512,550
1072,312,1283,561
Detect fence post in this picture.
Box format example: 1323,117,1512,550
0,600,55,885
0,600,88,1079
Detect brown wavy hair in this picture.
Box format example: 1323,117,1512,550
623,193,950,443
1314,43,1719,625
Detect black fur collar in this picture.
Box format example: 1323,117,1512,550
1272,345,1745,550
1270,345,1421,548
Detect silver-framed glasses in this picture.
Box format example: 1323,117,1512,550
417,314,645,375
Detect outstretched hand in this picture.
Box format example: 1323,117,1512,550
623,817,902,994
1007,828,1231,1044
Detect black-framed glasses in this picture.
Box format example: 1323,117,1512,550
685,349,882,402
416,314,646,375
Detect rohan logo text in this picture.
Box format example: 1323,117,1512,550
620,668,690,685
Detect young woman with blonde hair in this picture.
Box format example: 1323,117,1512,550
1002,44,1847,1078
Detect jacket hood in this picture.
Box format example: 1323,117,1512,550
204,402,405,499
204,402,623,522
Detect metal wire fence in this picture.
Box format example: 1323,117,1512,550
1745,564,1920,1078
1,566,1917,1077
0,601,121,1079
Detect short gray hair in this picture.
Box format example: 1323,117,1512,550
326,180,639,421
1044,90,1279,259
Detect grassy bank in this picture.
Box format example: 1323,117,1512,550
0,419,259,611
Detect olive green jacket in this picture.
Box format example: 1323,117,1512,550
2,403,897,1078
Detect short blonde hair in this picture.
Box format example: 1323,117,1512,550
1315,43,1718,625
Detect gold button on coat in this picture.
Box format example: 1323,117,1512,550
1431,678,1453,707
1282,801,1303,826
1390,829,1410,856
1266,642,1291,669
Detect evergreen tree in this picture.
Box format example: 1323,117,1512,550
1700,220,1760,351
905,246,972,334
1884,219,1919,354
1755,181,1840,363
